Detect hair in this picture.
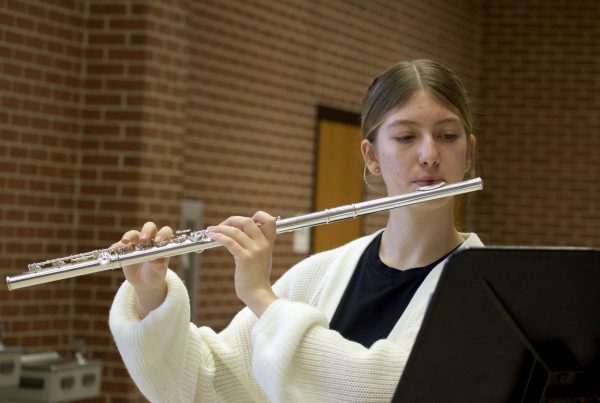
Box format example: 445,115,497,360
361,59,476,193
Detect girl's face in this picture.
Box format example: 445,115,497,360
362,90,475,197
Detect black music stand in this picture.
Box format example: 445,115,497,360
392,247,600,403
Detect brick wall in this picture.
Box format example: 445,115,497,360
1,0,596,401
0,1,189,401
471,0,600,247
0,0,85,368
71,2,188,400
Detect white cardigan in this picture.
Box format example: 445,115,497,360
109,231,483,402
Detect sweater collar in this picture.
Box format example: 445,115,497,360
316,231,484,327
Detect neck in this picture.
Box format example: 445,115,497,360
380,203,464,271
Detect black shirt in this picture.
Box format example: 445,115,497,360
329,232,454,348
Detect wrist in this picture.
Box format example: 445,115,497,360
134,281,167,318
244,288,278,318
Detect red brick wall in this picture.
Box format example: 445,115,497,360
0,0,85,363
71,2,187,400
2,1,597,401
0,1,188,401
471,0,600,247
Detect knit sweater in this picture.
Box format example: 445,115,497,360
109,231,484,403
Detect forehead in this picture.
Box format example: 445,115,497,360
382,91,462,129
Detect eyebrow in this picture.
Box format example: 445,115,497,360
387,117,461,128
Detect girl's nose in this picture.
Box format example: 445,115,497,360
418,136,440,167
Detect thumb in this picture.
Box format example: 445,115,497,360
252,211,277,242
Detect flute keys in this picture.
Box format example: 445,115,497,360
165,229,194,244
155,239,170,248
28,263,43,272
174,230,191,243
190,230,212,242
114,246,131,255
97,250,112,265
133,241,153,251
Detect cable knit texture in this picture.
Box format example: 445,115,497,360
109,231,483,402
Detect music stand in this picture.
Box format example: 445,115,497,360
392,247,600,403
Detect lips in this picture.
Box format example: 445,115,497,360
413,178,444,187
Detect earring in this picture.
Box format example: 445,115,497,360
375,166,380,174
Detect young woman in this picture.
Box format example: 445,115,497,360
109,59,482,402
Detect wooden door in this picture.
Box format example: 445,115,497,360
312,119,363,253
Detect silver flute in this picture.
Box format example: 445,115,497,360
6,177,482,290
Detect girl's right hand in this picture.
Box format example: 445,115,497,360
111,221,173,317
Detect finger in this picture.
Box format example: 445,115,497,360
252,211,276,241
217,216,251,229
207,230,247,257
140,221,158,243
208,223,253,248
142,227,171,267
240,217,264,239
121,229,141,244
110,240,128,250
155,226,174,242
214,216,263,241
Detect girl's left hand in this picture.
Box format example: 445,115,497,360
207,211,277,317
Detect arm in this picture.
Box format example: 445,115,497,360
109,221,270,402
110,253,413,403
246,246,414,403
251,299,411,403
210,221,410,402
110,219,412,402
109,269,269,402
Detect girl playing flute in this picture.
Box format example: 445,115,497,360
109,59,482,402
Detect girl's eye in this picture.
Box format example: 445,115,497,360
439,133,459,141
394,135,415,142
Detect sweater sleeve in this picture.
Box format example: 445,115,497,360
109,234,417,402
248,233,484,403
109,270,268,402
251,299,410,403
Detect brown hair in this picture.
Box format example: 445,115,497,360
361,59,476,192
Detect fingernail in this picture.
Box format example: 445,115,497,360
121,238,130,244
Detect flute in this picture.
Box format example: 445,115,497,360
6,177,483,291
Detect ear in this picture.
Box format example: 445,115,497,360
464,134,477,173
361,139,380,175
